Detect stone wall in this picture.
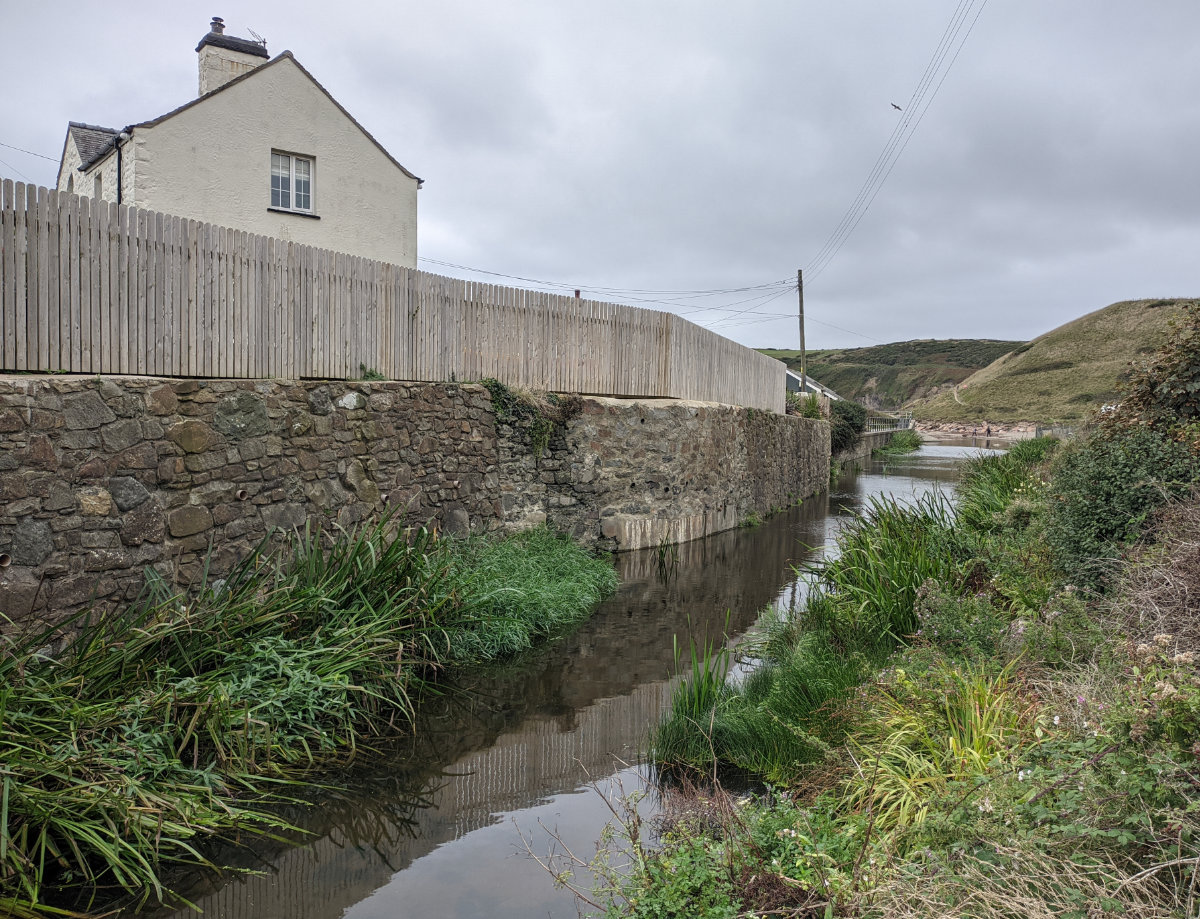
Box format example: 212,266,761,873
832,429,895,465
503,398,829,549
0,375,827,627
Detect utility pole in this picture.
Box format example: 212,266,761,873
797,269,806,396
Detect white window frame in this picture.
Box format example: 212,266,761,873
270,151,315,214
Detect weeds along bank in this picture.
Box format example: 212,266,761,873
571,304,1200,918
0,519,616,915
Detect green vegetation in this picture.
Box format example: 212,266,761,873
0,521,615,915
829,399,867,454
762,339,1021,410
874,429,923,456
482,378,582,457
914,298,1196,424
650,492,963,782
786,391,824,419
548,305,1200,917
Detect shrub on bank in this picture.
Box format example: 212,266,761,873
1044,424,1200,587
829,400,867,453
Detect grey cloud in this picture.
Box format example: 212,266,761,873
2,0,1197,352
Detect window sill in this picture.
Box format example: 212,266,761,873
267,207,320,220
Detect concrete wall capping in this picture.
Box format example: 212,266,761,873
0,375,829,630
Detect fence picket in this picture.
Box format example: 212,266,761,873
0,183,782,411
0,180,13,369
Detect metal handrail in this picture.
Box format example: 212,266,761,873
864,412,913,434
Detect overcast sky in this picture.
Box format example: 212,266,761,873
3,1,1197,350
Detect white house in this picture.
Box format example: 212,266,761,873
56,17,421,268
785,369,841,401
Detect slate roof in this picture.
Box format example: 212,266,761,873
195,31,269,59
68,122,119,170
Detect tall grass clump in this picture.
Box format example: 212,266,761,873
811,493,961,641
0,519,614,913
437,526,618,661
955,437,1057,533
653,493,965,782
842,659,1031,835
874,429,923,455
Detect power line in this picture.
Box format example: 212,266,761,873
0,154,33,183
418,257,792,299
0,140,58,162
806,0,976,279
804,0,988,283
419,254,884,343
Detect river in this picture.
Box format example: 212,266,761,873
149,441,994,919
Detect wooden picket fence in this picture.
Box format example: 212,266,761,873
0,180,784,412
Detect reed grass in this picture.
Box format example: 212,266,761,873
842,660,1030,834
652,493,967,781
0,519,615,913
874,429,924,455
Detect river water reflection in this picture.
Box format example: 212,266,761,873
151,442,997,919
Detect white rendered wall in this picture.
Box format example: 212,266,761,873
198,45,265,96
126,57,418,268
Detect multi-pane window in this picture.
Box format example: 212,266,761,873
270,152,313,212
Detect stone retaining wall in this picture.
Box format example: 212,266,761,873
833,429,895,465
0,375,827,627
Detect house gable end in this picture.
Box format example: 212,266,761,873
57,123,119,191
125,51,419,267
132,52,421,184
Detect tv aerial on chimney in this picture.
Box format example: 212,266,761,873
247,27,268,47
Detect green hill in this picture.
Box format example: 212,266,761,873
760,339,1022,410
913,298,1196,424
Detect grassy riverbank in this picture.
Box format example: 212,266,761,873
560,305,1200,917
0,522,616,916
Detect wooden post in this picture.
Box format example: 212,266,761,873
797,268,806,395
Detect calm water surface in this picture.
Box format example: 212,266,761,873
152,442,996,919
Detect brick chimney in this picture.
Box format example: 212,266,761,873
195,16,269,96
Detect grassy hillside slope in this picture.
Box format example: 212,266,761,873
914,298,1194,424
760,339,1021,410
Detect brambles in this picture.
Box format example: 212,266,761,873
1043,425,1200,588
1107,299,1200,432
